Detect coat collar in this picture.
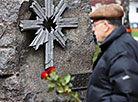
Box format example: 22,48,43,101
100,25,126,52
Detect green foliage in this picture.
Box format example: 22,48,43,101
48,82,56,87
45,70,81,102
71,76,75,81
50,70,59,81
64,74,71,84
47,87,54,92
92,45,101,63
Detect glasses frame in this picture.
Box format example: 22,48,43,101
91,21,104,28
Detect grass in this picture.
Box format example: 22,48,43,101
131,29,138,37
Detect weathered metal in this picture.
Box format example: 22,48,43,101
30,1,45,20
20,20,43,31
19,0,78,70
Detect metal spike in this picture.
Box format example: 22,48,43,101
45,0,48,17
29,28,43,47
53,3,67,22
35,27,42,35
44,29,49,43
54,30,65,48
57,18,78,24
30,1,45,19
29,28,43,49
53,0,64,17
57,24,78,28
45,0,54,18
56,18,78,28
33,1,45,19
35,30,46,49
49,34,53,66
51,28,55,48
57,28,67,42
51,4,54,17
45,35,50,64
45,42,50,68
50,34,54,67
47,0,50,17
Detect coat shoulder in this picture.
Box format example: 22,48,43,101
102,33,137,67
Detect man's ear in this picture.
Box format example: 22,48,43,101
104,21,110,32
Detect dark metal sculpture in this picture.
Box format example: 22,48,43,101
20,0,78,70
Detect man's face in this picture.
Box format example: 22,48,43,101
92,20,106,43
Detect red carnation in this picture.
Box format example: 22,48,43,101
48,66,55,74
41,66,55,79
41,71,48,79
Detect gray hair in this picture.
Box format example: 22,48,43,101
107,19,122,27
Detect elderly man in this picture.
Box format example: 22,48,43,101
87,4,138,102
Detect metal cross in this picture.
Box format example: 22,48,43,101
19,0,78,70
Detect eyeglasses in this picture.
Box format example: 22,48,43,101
91,21,104,28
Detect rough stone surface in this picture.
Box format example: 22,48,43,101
54,0,94,75
0,73,23,102
0,48,16,74
0,0,94,102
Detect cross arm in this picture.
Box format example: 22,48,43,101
20,20,43,31
56,18,78,28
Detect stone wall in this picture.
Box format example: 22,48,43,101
0,0,24,102
0,0,94,102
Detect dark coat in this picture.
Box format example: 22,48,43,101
87,26,138,102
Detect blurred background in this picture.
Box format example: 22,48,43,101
90,0,138,41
